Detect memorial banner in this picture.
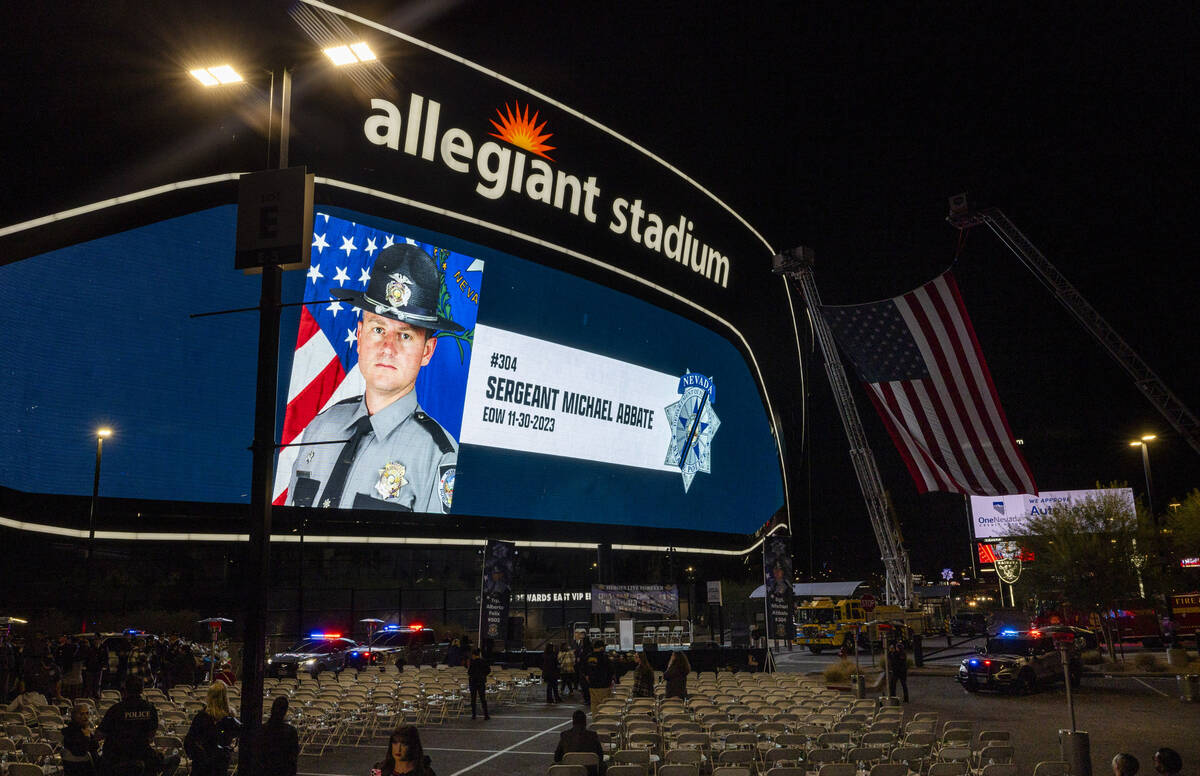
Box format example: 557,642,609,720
479,539,515,647
763,530,794,640
591,584,679,616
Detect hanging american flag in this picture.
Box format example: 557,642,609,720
822,271,1036,496
272,212,484,504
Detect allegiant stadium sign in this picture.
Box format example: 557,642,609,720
363,93,733,288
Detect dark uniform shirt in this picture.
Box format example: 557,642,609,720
98,697,158,762
286,390,456,513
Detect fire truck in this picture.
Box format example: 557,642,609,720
1170,592,1200,639
794,597,925,654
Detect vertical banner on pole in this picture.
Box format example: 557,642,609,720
763,529,794,642
479,540,515,653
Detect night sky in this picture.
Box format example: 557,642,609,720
5,2,1197,578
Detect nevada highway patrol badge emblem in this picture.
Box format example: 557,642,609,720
663,371,720,492
438,466,455,511
385,273,413,308
375,461,407,499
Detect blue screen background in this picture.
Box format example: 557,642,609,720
0,206,783,533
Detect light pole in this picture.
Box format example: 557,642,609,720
83,427,113,632
190,44,376,776
1128,434,1157,517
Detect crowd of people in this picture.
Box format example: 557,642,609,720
1,630,212,704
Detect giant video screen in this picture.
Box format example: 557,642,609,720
0,206,783,534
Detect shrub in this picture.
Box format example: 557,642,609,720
823,659,866,683
1080,649,1103,665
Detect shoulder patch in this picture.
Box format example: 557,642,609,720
413,411,455,455
334,395,363,406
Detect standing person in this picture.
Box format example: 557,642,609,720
887,638,909,702
0,631,15,702
467,649,490,720
83,637,106,698
97,677,174,776
663,651,689,699
444,639,464,669
543,644,562,703
575,641,591,706
553,709,606,776
377,725,436,775
581,640,613,715
557,643,576,697
287,245,464,513
631,652,655,699
256,696,299,776
184,683,243,776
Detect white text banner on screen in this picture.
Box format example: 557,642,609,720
969,487,1135,539
460,324,684,472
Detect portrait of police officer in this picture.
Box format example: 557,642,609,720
286,243,464,513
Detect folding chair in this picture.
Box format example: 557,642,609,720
929,764,969,776
561,752,600,771
981,765,1019,776
659,766,699,776
547,765,588,776
819,765,858,776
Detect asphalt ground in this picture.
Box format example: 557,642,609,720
299,646,1200,776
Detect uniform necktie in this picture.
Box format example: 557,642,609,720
318,415,374,508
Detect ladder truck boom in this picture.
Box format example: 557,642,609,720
948,195,1200,457
774,246,913,607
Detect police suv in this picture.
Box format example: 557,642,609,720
267,633,356,677
958,629,1081,694
345,624,444,669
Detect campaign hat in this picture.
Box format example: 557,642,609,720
330,243,464,333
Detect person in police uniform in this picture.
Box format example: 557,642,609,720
286,244,463,514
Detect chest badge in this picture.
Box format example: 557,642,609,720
375,461,407,500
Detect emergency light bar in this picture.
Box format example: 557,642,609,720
309,632,342,639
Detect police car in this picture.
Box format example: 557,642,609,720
344,624,444,670
267,633,357,677
958,629,1081,694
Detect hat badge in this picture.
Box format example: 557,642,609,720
385,273,414,308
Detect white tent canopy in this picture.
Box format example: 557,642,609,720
748,580,867,599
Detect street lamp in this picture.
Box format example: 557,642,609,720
83,427,113,632
189,48,380,776
1128,434,1157,517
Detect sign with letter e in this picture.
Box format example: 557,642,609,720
235,166,314,271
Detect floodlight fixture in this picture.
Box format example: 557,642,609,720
97,427,113,438
189,65,244,86
324,42,376,66
350,42,376,61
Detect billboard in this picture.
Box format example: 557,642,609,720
969,488,1136,539
0,207,783,535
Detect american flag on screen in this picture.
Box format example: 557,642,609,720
821,271,1036,496
272,213,483,504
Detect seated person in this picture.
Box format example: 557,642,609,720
554,710,605,775
62,703,100,776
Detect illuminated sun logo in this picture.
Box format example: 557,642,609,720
489,101,556,161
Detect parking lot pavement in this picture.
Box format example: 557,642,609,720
300,701,578,776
